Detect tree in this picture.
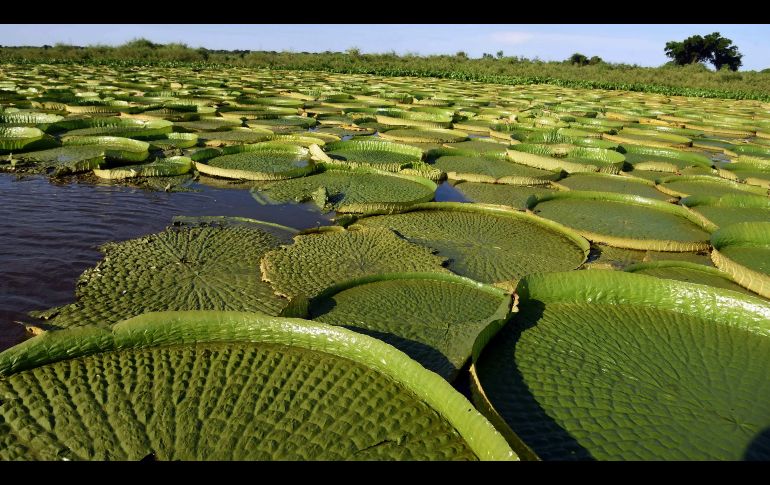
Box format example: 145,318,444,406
482,52,494,59
496,50,504,59
664,32,742,71
455,51,468,59
568,53,588,66
588,56,603,65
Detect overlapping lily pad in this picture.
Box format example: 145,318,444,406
251,165,436,213
624,260,760,296
354,202,589,286
527,191,715,251
681,194,770,228
711,222,770,298
261,227,450,300
193,142,315,180
0,311,515,460
471,270,770,460
304,272,512,381
655,174,768,198
31,222,297,329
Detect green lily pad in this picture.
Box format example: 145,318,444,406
93,156,193,180
252,165,436,213
471,270,770,460
528,191,715,251
433,155,560,184
655,175,768,198
453,182,560,209
261,227,450,300
354,202,589,286
556,173,671,201
305,272,512,381
379,128,468,144
194,142,315,181
625,260,760,296
324,139,423,172
681,194,770,228
0,311,514,461
32,222,297,329
711,222,770,298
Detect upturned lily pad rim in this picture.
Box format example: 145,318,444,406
681,193,770,209
526,190,717,251
0,310,517,461
469,270,770,459
624,260,751,293
711,223,770,298
654,174,769,198
350,201,591,259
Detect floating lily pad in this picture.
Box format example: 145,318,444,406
556,173,671,201
655,175,768,198
252,165,436,213
194,142,314,181
711,222,770,298
507,144,625,174
10,146,105,175
432,155,559,184
379,128,468,144
620,144,713,172
453,182,560,210
681,194,770,228
305,272,512,381
625,260,760,296
61,135,150,162
324,139,423,172
527,191,715,251
261,227,450,300
355,202,589,285
0,311,514,460
471,270,770,460
32,223,297,329
93,156,193,180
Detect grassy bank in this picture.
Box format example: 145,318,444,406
2,42,770,101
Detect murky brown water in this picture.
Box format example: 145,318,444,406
0,174,333,351
0,174,467,352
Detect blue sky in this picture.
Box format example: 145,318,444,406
1,24,768,70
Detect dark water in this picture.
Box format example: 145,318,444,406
0,174,332,351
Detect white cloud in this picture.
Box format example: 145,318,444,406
489,32,536,44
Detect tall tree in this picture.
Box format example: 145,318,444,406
665,32,742,71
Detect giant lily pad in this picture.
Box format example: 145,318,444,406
471,270,770,460
624,260,760,296
93,156,193,180
193,142,315,181
61,136,150,162
527,191,715,251
555,173,671,201
711,222,770,298
323,139,423,172
0,311,515,460
304,272,512,381
507,144,624,174
453,182,561,210
681,194,770,228
32,222,297,329
432,155,560,184
261,227,450,300
354,202,589,286
379,128,468,144
655,175,768,198
251,165,436,213
620,144,713,173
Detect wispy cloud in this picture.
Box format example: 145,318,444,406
489,32,536,44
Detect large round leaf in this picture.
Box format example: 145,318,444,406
261,227,450,300
527,191,716,251
305,272,512,381
0,311,514,461
33,223,297,329
711,222,770,298
354,202,589,286
252,165,436,213
194,142,314,181
681,194,770,228
471,270,770,460
624,260,760,297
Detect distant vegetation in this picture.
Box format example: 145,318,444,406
1,39,769,101
665,32,743,72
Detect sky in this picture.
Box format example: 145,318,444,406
1,24,768,71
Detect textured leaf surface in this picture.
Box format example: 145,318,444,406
36,225,295,329
309,273,511,381
681,194,770,228
252,167,435,212
655,175,768,198
261,228,450,300
0,312,514,461
454,182,560,209
473,271,770,460
433,155,559,184
625,261,760,297
528,191,713,251
711,222,770,298
557,173,670,201
355,203,589,284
